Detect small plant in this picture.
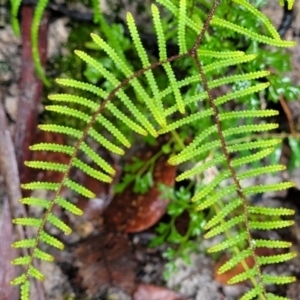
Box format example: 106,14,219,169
9,0,300,299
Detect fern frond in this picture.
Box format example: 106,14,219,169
248,206,295,216
21,181,59,191
252,240,292,249
55,196,83,216
33,248,54,262
178,0,187,54
47,213,72,235
63,178,95,198
54,80,148,135
152,4,185,114
10,0,22,36
257,253,297,265
13,218,42,228
20,281,30,300
20,197,51,209
218,248,253,274
39,231,64,249
240,284,264,300
74,50,157,136
204,215,246,239
249,220,295,230
126,13,166,127
30,143,75,155
25,161,68,173
28,266,44,281
12,239,37,249
229,268,260,284
211,17,296,47
232,0,280,40
31,0,50,86
266,293,290,300
208,231,248,253
262,274,296,285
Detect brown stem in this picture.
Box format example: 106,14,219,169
13,6,49,185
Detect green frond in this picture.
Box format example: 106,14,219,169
39,124,82,139
20,281,30,300
257,252,297,265
10,0,22,36
239,284,264,300
219,109,279,121
88,128,124,155
21,181,59,191
214,82,270,106
156,0,202,32
12,256,31,265
45,106,127,153
126,13,166,127
195,186,238,210
28,265,44,281
40,231,64,249
179,148,275,181
72,158,112,182
55,79,148,135
33,248,54,262
231,148,276,167
203,54,257,73
198,49,245,58
152,4,185,114
192,171,231,202
252,239,292,249
249,220,295,230
262,274,296,285
176,154,226,180
159,109,213,134
80,142,115,175
90,32,165,124
31,0,50,86
74,50,157,136
244,182,296,195
227,139,282,152
266,293,290,300
237,165,286,181
208,231,248,253
63,178,95,198
20,197,51,209
211,17,296,47
47,213,72,235
203,198,243,228
218,248,253,274
30,143,75,155
248,206,295,216
228,268,259,284
25,161,68,173
13,218,42,228
12,239,36,249
178,0,187,54
232,0,280,40
209,70,270,88
10,274,27,286
55,196,83,216
204,215,246,239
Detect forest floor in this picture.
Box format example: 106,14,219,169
1,1,300,300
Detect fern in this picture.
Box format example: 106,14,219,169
11,0,298,299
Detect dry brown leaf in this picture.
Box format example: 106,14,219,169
104,153,176,233
73,233,136,295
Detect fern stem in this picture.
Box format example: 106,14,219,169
190,1,267,298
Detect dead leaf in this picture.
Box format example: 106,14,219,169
133,283,187,300
73,233,136,295
104,153,176,233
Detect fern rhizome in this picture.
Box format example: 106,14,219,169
11,0,298,299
